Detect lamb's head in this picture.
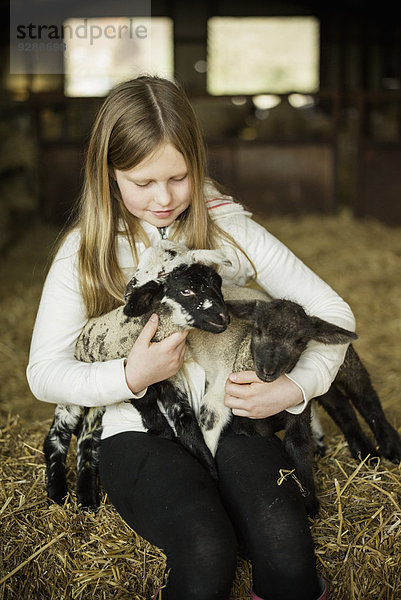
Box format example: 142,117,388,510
125,241,234,291
123,243,231,333
227,298,357,382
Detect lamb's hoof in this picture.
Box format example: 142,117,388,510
46,484,69,506
80,503,100,514
348,436,379,462
379,435,401,463
77,494,100,513
314,442,326,458
47,495,67,507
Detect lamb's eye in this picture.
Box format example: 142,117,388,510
180,289,195,296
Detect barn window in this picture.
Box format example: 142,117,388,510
207,17,319,96
64,17,174,97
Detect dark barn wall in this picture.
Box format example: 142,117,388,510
1,0,401,249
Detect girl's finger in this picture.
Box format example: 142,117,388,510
225,379,253,399
137,313,159,345
228,371,262,384
224,394,247,410
161,330,189,350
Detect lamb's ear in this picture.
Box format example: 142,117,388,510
135,245,160,269
225,300,258,320
310,316,358,345
131,246,165,283
123,280,163,317
189,249,233,277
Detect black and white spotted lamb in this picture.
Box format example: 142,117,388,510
43,241,232,510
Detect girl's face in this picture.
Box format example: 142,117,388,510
114,143,191,228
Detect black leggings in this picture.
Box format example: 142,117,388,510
99,430,321,600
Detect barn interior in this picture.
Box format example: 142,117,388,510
1,1,401,598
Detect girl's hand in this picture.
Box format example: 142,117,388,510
224,371,304,418
124,314,188,395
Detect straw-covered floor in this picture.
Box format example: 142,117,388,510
1,211,401,599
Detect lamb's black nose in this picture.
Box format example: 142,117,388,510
262,369,277,381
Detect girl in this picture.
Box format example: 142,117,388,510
27,76,355,600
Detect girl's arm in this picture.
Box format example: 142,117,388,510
26,234,135,406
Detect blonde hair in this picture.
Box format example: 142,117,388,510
66,76,248,317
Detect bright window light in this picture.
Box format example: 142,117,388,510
64,17,174,97
207,17,319,95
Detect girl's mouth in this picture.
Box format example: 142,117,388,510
150,210,174,218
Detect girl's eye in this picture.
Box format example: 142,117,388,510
171,174,188,183
180,289,195,296
135,181,151,188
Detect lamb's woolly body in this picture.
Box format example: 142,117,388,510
194,293,401,516
75,304,189,364
44,241,232,510
187,286,269,454
74,239,226,365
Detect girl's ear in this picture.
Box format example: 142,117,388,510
225,300,258,321
123,280,163,317
310,317,358,345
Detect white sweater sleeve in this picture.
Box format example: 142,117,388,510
221,214,356,412
26,233,135,406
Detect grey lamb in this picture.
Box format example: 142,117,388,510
199,295,401,516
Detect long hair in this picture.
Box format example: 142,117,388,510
65,76,247,317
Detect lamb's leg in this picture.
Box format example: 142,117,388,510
134,384,175,440
76,407,104,511
232,414,271,436
158,381,218,480
310,403,326,457
317,387,379,460
282,406,320,518
134,381,217,478
200,376,232,457
336,346,401,462
43,404,83,505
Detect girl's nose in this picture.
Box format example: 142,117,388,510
154,183,172,206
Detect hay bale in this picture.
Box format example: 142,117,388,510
1,417,400,599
